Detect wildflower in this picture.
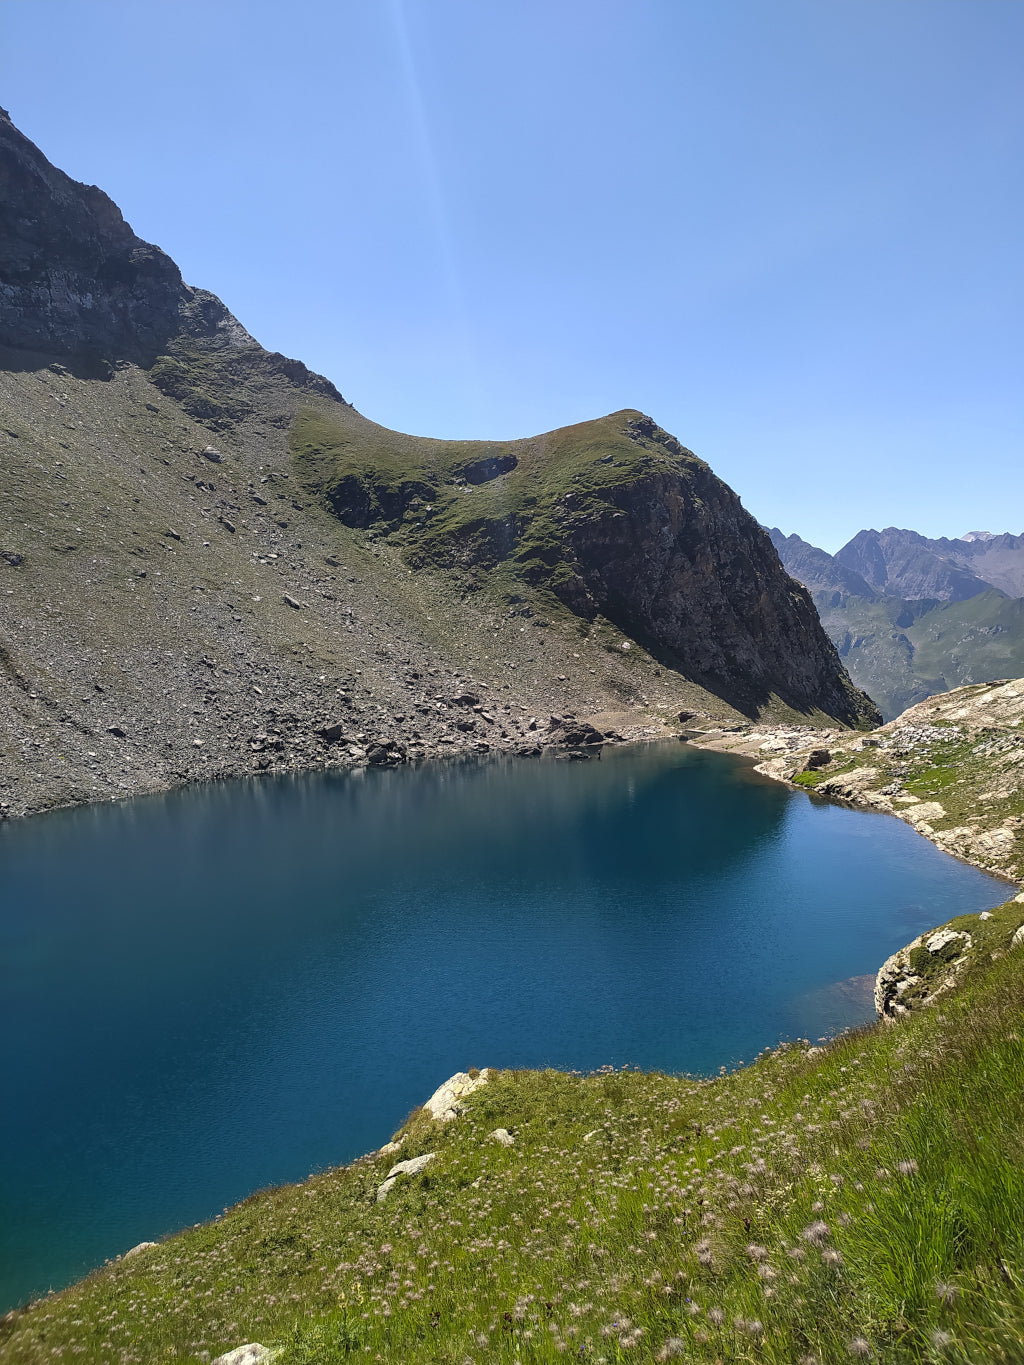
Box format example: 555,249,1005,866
896,1159,919,1176
935,1281,958,1305
655,1339,686,1361
786,1246,806,1261
801,1220,831,1246
707,1308,725,1326
746,1243,769,1260
931,1329,953,1348
847,1338,871,1356
821,1248,844,1266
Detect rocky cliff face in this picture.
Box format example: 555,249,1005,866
549,420,878,723
0,110,877,818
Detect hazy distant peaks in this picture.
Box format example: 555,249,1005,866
771,525,1024,603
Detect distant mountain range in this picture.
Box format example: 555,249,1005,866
770,526,1024,720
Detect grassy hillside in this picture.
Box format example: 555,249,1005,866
289,406,694,596
3,896,1023,1365
814,592,1024,722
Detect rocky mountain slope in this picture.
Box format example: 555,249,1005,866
0,110,876,818
771,528,1024,720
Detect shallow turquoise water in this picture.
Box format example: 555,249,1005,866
0,742,1008,1309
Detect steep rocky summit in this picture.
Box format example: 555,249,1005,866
0,111,875,818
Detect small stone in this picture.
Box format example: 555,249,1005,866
203,446,223,463
283,594,303,610
320,721,345,742
386,1152,436,1179
166,528,181,541
375,1176,398,1203
219,517,236,533
490,1128,514,1147
2,551,25,566
211,1347,278,1365
376,1151,436,1201
106,725,127,739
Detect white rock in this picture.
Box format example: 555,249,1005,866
211,1346,278,1365
490,1128,515,1147
386,1152,436,1180
903,801,946,828
423,1069,491,1122
376,1152,436,1203
375,1177,398,1203
1013,892,1024,904
980,911,993,920
925,929,971,955
377,1140,403,1157
122,1241,157,1259
1011,924,1024,948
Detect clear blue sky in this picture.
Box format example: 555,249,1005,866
2,0,1021,551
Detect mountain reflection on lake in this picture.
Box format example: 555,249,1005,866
0,741,1007,1308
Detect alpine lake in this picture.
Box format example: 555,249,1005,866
0,739,1009,1311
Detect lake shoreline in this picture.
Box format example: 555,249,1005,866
684,679,1024,892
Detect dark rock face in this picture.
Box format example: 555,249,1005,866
0,107,203,365
459,453,518,484
0,106,342,406
551,425,879,726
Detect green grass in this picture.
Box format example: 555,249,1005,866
288,407,702,612
813,592,1024,723
5,900,1024,1365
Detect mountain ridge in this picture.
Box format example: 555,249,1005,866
0,111,877,819
770,526,1024,720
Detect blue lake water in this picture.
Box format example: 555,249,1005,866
0,741,1009,1310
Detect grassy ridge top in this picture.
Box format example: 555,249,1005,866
5,899,1024,1365
289,407,706,591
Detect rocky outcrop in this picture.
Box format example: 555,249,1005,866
423,1069,491,1122
211,1345,279,1365
376,1152,436,1203
0,107,341,402
550,424,880,727
874,928,974,1019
